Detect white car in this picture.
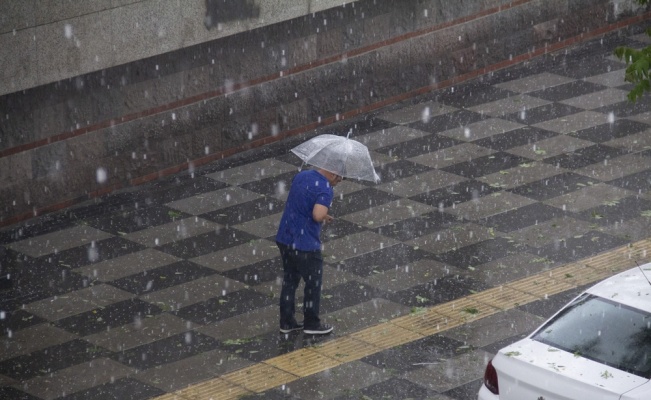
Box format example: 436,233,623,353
478,265,651,400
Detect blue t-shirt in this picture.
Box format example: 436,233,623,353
276,170,334,251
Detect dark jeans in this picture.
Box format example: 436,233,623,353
277,242,323,329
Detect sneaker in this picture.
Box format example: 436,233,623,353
303,324,333,335
279,321,304,333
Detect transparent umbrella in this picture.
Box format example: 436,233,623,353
291,133,380,183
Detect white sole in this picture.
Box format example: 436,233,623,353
303,328,333,335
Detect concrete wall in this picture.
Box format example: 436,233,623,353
0,0,358,96
0,0,648,226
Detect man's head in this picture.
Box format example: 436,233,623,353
318,169,344,186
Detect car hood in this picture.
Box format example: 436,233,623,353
493,339,649,400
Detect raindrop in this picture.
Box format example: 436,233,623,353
276,181,287,198
87,243,99,262
64,24,73,39
96,167,107,183
421,107,431,123
607,111,615,124
0,311,5,320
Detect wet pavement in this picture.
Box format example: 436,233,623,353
3,24,651,400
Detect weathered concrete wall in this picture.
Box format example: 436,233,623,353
0,0,648,226
0,0,359,96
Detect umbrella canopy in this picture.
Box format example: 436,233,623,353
291,134,380,183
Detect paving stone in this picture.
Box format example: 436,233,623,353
357,124,432,150
406,223,498,255
506,134,595,161
24,358,134,400
107,260,218,295
533,110,610,134
6,225,113,258
341,199,436,229
322,298,411,337
283,361,390,400
361,333,470,373
375,132,463,159
560,88,630,110
440,309,544,348
508,171,599,201
403,349,493,393
73,248,181,282
139,274,247,310
135,348,253,392
232,211,283,238
409,142,497,170
53,377,164,400
372,210,460,242
468,94,550,118
197,304,279,341
0,324,78,361
445,191,536,221
0,338,112,381
510,216,596,248
362,259,460,293
83,312,193,352
322,231,400,265
155,226,258,259
504,102,586,125
206,159,298,186
438,118,525,142
528,79,608,102
376,169,467,198
164,187,262,215
190,238,278,272
477,161,564,190
110,331,221,370
409,109,486,135
174,289,275,325
543,144,629,170
53,298,162,336
122,217,221,247
543,182,636,213
494,72,575,93
568,118,649,143
24,284,135,321
84,205,193,235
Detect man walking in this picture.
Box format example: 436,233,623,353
275,167,343,335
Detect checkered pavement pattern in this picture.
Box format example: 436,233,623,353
3,30,651,400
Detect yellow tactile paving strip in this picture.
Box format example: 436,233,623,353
152,238,651,400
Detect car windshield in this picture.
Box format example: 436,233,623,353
533,293,651,378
